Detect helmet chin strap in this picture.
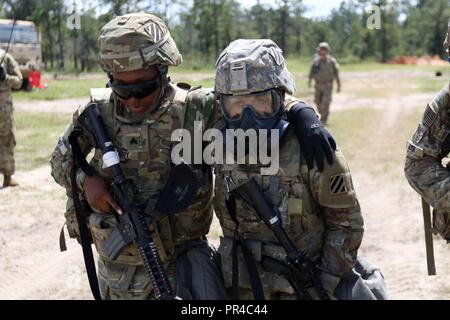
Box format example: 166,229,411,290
146,82,165,114
157,64,169,85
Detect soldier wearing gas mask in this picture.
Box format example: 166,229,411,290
212,39,367,300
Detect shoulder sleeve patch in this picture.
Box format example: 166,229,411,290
316,150,358,209
330,174,347,194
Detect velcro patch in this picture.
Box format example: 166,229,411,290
407,141,424,158
330,174,347,194
423,105,437,127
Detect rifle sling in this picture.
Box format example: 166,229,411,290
69,130,102,300
225,194,265,300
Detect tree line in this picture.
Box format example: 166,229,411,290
0,0,448,72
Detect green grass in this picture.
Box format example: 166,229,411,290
12,78,106,101
177,56,446,73
177,56,448,74
170,74,215,90
339,62,445,73
15,111,70,170
325,107,384,165
414,76,448,93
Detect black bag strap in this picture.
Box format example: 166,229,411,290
225,191,265,300
68,129,102,300
261,255,304,299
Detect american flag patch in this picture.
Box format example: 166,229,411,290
330,174,347,194
146,23,164,43
423,105,437,127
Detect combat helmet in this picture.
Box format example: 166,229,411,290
214,39,296,95
98,12,182,74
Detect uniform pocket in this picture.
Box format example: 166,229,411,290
88,213,142,265
64,205,82,242
99,259,152,298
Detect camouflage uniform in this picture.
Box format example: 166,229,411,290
213,40,363,299
50,13,225,300
0,50,22,179
308,43,341,123
404,26,450,241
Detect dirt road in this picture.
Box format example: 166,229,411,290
0,70,448,299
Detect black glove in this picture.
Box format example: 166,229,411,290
291,103,337,172
0,66,5,82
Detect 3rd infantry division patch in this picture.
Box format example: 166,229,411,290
330,174,347,194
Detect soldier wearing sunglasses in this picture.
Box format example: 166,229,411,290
50,13,337,299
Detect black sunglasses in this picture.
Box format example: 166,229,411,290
109,75,161,100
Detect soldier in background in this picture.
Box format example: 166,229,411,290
308,42,341,124
404,23,450,243
0,49,22,188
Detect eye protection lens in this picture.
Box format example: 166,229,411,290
109,76,161,100
221,90,276,120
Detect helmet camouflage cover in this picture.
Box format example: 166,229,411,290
214,39,296,95
98,12,182,73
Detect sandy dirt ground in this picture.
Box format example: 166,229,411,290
0,70,449,299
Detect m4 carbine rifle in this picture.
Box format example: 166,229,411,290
228,176,330,300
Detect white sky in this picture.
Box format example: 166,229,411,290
241,0,345,18
76,0,345,19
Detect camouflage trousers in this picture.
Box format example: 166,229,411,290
0,95,15,176
97,239,227,300
314,83,333,123
218,237,298,300
98,256,177,300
